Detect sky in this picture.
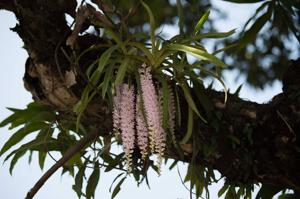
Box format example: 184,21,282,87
0,1,285,199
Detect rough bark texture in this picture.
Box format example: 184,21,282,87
1,0,300,193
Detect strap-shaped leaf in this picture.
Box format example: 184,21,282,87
194,11,210,35
140,0,157,53
256,184,282,199
193,64,228,104
277,4,300,43
192,29,236,40
218,184,229,197
111,176,126,199
0,112,23,128
176,0,184,34
86,162,100,199
4,138,53,164
239,4,273,49
180,80,207,123
102,61,116,98
73,162,87,198
0,122,48,156
127,42,154,64
74,45,119,129
105,29,126,52
168,43,226,67
109,173,125,192
38,151,46,170
76,44,111,63
115,58,130,87
180,106,193,144
90,46,118,79
0,103,55,129
180,81,200,116
9,150,27,174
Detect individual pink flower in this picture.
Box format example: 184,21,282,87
136,94,149,160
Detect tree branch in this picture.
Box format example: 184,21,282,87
25,131,99,199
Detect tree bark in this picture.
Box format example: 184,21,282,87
1,0,300,192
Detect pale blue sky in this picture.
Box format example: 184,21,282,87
0,1,285,199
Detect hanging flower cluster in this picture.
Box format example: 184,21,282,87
112,64,175,173
113,84,135,172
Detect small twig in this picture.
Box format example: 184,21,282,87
25,131,99,199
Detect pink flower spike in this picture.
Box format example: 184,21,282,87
136,94,149,160
112,85,123,134
139,64,166,172
119,84,136,172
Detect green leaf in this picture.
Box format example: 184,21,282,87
105,29,125,52
102,61,115,98
193,29,236,40
192,81,213,118
278,193,299,199
242,1,269,31
168,44,226,67
212,43,238,55
0,122,47,156
176,0,184,34
140,0,156,53
194,11,210,35
168,160,178,170
180,81,207,123
87,45,118,78
76,44,111,63
38,151,47,170
233,84,243,96
75,45,119,129
109,173,125,192
180,106,193,144
86,162,100,199
193,64,228,104
73,163,87,198
0,103,54,129
9,150,27,174
127,42,154,64
0,111,22,128
66,153,82,167
225,186,237,199
277,4,300,43
239,4,273,49
111,176,126,199
115,58,130,86
256,184,282,199
4,138,53,163
218,184,229,197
